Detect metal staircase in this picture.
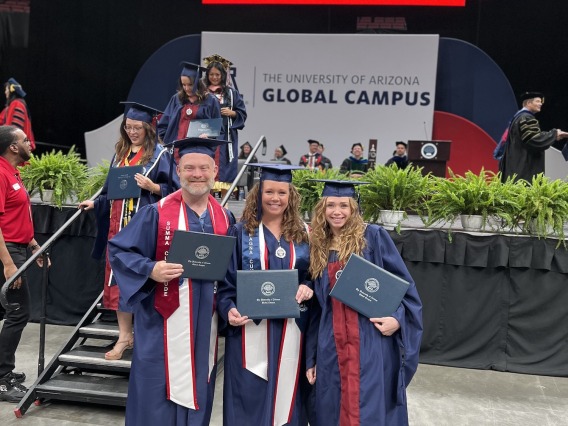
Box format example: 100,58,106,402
14,293,130,417
1,136,262,418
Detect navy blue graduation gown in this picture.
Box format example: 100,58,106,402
216,223,311,426
214,87,247,183
108,202,234,426
307,225,423,426
157,93,221,144
91,145,180,260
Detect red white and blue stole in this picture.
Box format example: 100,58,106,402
103,149,145,309
155,190,230,409
241,224,307,426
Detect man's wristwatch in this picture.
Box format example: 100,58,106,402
29,244,40,251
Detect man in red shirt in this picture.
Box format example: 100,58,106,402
0,125,46,402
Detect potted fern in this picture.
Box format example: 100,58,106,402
20,146,88,208
359,164,429,228
425,169,521,233
515,174,568,243
78,160,110,201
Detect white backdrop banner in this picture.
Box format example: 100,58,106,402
202,32,439,167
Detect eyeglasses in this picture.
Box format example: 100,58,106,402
12,137,32,146
124,125,144,133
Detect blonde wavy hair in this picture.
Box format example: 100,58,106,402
309,197,367,279
240,183,309,245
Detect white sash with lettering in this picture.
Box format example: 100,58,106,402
163,201,198,409
242,225,302,426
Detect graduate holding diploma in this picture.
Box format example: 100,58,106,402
217,164,314,426
306,180,423,426
78,102,179,361
108,138,235,426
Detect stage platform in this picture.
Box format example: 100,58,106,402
25,202,568,377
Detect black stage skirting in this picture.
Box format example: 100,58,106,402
27,206,568,377
28,204,105,326
391,230,568,377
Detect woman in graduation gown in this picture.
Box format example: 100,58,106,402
158,62,221,145
79,102,179,360
306,180,423,426
217,164,314,426
203,54,247,196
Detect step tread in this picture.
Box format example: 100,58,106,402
79,320,119,338
35,374,128,405
59,345,132,368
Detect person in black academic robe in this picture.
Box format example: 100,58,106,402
499,92,568,182
339,143,369,177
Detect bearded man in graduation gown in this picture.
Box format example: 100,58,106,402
499,91,568,182
108,138,235,426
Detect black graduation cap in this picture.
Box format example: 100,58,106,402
166,137,230,159
247,163,303,183
307,139,320,146
519,91,544,103
351,143,364,151
311,179,369,199
120,101,162,124
277,145,288,156
6,78,26,98
395,141,407,148
240,141,252,150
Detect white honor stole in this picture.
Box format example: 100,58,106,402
161,200,220,409
242,225,303,426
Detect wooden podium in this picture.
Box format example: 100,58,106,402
407,140,451,177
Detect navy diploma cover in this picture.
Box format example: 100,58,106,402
106,165,143,200
330,254,409,318
186,118,223,138
237,269,300,319
167,230,236,280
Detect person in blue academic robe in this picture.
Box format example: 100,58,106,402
158,62,221,145
79,102,180,361
108,138,235,426
216,164,314,426
203,55,247,187
306,180,423,426
88,142,180,261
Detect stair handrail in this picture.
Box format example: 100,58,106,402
0,188,103,311
220,135,266,207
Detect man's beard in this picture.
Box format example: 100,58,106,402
181,177,215,196
18,145,30,162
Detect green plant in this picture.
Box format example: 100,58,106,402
516,174,568,243
292,168,344,215
78,160,111,201
359,164,430,223
20,146,88,208
425,169,521,231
